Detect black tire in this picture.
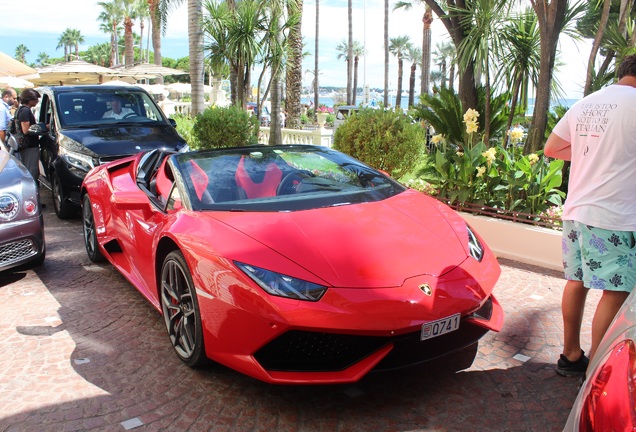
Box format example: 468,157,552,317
52,174,75,219
82,194,105,263
160,250,207,367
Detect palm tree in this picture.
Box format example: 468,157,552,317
120,0,142,65
389,35,412,109
285,0,304,130
188,0,205,116
407,46,422,107
67,29,86,60
351,41,365,105
347,0,353,104
337,40,365,105
56,29,72,61
36,52,50,66
525,0,585,153
98,0,124,66
421,0,479,114
314,0,320,116
499,9,541,137
433,40,454,90
136,1,150,63
455,0,511,143
383,0,389,106
15,44,30,63
393,1,433,96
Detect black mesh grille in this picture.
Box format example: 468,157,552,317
255,298,497,373
0,239,37,267
254,331,388,372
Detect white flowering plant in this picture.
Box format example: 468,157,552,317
425,108,565,215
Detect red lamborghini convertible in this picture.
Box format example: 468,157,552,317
81,144,503,384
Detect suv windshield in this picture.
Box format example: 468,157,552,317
55,88,166,127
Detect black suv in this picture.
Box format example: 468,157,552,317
34,85,188,218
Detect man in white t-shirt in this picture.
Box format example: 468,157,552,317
102,97,134,119
545,54,636,378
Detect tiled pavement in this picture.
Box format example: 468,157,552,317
0,190,600,432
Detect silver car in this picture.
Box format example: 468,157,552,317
563,284,636,431
0,150,45,272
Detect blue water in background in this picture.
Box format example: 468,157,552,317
302,96,579,114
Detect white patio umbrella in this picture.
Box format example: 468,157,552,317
116,63,187,80
31,60,122,85
0,76,35,88
0,51,38,79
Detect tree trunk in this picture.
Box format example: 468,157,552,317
314,0,320,121
384,0,389,106
421,7,433,96
396,58,403,108
525,0,568,154
286,0,303,130
124,17,135,66
347,0,353,105
584,0,611,96
269,66,283,145
188,0,205,116
149,0,163,83
353,55,359,105
409,62,416,107
423,0,478,111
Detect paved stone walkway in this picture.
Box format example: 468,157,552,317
0,190,598,431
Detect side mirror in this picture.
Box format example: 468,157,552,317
169,118,177,127
28,123,47,136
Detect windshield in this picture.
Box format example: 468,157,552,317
55,88,167,128
172,145,406,212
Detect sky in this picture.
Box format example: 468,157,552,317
0,0,591,100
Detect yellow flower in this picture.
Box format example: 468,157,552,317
456,151,464,157
463,108,480,123
482,147,497,165
431,134,444,145
465,120,479,134
528,153,539,165
476,166,486,178
509,127,524,143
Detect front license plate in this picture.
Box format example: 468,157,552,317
420,314,461,341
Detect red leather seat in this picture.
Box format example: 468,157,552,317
155,158,174,202
235,156,283,199
188,160,209,202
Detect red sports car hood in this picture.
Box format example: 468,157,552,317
211,191,469,288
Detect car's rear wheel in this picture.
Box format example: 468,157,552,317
52,174,75,219
160,250,206,367
82,195,105,263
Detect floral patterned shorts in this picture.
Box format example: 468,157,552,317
562,220,636,292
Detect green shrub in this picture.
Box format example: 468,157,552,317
193,105,259,149
333,108,425,177
172,114,199,148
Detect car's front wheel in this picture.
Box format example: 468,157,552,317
82,195,105,263
160,250,206,367
52,174,75,219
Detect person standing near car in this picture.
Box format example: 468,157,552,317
0,87,17,145
14,88,41,182
545,54,636,377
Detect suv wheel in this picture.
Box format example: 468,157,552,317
52,174,75,219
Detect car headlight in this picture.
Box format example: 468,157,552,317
59,145,96,174
467,224,484,262
235,262,327,301
0,193,20,221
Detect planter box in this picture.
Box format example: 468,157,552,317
459,212,563,272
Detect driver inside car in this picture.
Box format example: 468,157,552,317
102,97,134,119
